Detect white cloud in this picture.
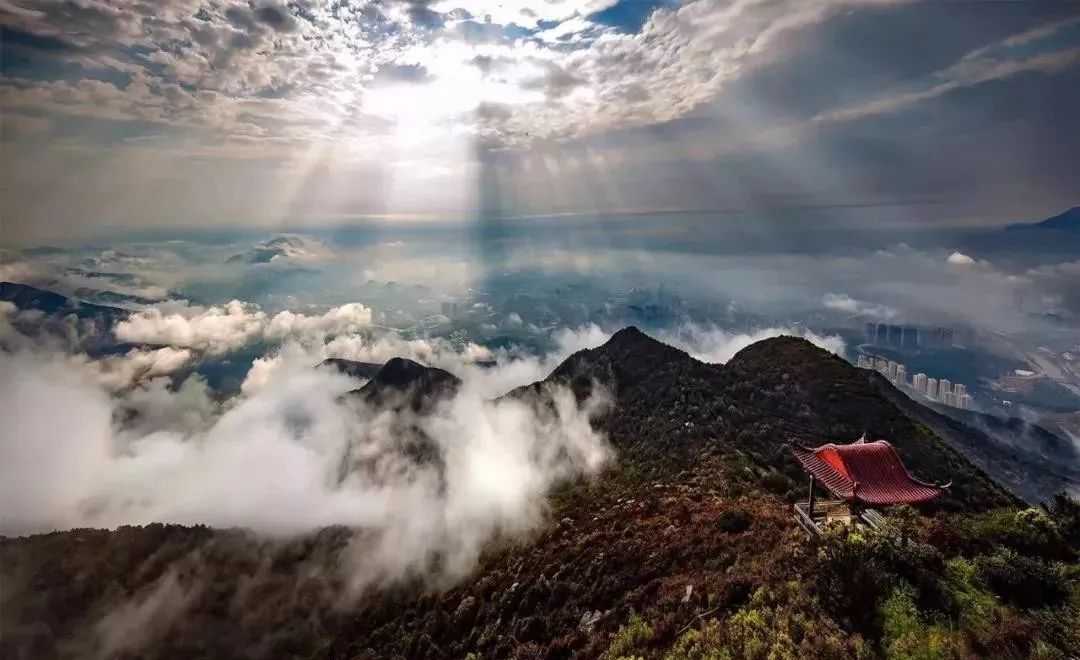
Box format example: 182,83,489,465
947,251,976,266
264,303,373,341
86,346,194,392
658,324,846,364
822,292,898,319
115,300,375,354
0,0,909,154
242,323,611,401
115,300,268,354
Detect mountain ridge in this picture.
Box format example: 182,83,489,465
317,357,384,381
0,281,127,321
1006,206,1080,232
525,329,1014,511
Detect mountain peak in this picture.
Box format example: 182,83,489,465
352,357,461,411
374,357,454,388
597,325,689,361
602,325,652,349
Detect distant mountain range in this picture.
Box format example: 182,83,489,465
1007,206,1080,233
227,234,331,264
0,281,126,322
0,282,131,355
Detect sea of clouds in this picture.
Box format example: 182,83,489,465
0,297,844,594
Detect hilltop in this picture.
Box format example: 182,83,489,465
349,356,462,413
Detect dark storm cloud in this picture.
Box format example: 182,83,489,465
717,2,1080,123
404,0,445,30
468,3,1080,226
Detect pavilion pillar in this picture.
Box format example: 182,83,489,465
807,475,815,518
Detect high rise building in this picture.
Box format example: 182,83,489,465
954,383,967,399
902,326,919,348
876,357,889,374
925,327,956,348
887,361,898,379
926,377,939,399
959,394,974,410
888,325,903,346
895,365,907,386
940,379,952,400
913,373,928,393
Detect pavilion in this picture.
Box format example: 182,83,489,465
790,435,950,534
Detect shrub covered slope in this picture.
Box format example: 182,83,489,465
3,328,1077,659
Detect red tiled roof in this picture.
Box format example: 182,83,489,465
791,438,948,505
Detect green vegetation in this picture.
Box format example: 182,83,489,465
601,613,655,660
594,500,1079,660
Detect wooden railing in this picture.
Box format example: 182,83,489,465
793,502,822,536
794,501,884,536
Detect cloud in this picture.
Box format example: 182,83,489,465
0,338,613,598
86,346,194,392
372,62,433,85
115,300,268,354
114,300,374,354
242,323,612,401
228,234,334,263
4,1,1079,239
94,569,201,658
264,303,373,341
947,251,976,265
658,324,846,364
822,292,898,319
814,17,1080,123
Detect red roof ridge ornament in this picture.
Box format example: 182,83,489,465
791,436,949,506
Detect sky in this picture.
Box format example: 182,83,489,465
2,0,1079,244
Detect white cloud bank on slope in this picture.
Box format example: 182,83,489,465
0,339,612,594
